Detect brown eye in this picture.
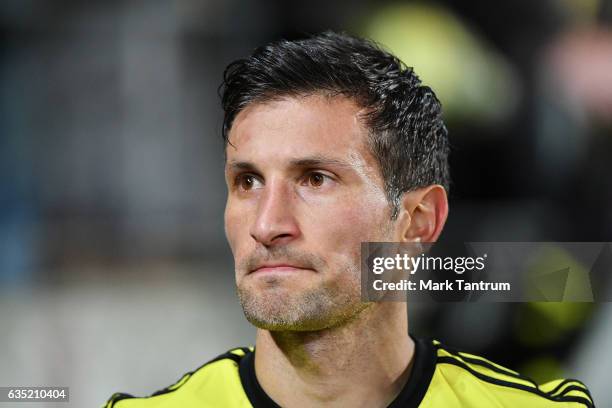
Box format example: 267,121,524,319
308,172,325,187
241,175,253,190
237,174,261,191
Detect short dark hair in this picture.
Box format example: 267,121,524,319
220,31,450,218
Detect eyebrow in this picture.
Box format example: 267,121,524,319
226,155,354,172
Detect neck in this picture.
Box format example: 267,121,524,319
254,302,414,408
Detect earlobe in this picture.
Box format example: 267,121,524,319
398,185,448,243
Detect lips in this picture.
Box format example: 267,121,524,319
250,264,312,274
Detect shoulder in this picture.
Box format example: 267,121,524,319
102,347,253,408
425,339,594,407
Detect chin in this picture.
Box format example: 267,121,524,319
244,315,326,332
239,292,328,331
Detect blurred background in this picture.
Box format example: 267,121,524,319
1,0,611,406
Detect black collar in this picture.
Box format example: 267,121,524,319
238,335,436,408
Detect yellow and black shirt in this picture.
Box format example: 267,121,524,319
103,336,594,407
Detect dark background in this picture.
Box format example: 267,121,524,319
1,0,611,406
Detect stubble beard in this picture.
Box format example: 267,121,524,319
237,263,366,332
235,219,394,332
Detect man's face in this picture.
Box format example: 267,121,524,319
224,94,395,331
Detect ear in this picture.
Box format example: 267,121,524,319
394,185,448,243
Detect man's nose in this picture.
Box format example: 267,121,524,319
250,181,300,247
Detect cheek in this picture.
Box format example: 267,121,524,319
225,204,253,283
306,197,388,258
323,189,389,234
224,200,248,256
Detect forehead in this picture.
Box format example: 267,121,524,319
225,94,375,166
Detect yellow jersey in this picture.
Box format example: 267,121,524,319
103,337,594,407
